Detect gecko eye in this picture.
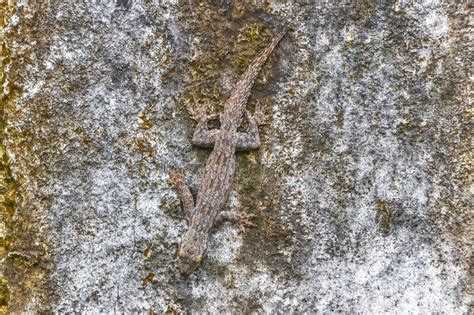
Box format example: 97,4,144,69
178,249,183,257
194,257,202,263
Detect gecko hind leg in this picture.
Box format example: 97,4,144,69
215,211,256,231
169,170,194,223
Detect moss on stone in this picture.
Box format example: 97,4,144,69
0,2,18,312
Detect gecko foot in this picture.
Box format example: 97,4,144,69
246,102,270,126
169,170,185,188
236,212,257,232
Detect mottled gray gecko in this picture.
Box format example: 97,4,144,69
170,29,287,275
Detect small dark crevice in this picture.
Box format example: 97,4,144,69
116,0,131,10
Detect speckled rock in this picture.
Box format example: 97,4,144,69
1,0,471,313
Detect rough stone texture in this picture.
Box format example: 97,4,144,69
1,0,471,313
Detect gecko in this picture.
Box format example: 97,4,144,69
170,28,287,275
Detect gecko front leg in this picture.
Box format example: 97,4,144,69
188,103,219,148
169,170,194,223
215,211,256,231
236,102,269,151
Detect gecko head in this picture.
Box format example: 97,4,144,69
178,230,208,276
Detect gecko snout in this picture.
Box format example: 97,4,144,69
178,244,204,275
178,256,200,276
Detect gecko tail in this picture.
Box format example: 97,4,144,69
225,28,287,113
242,28,287,83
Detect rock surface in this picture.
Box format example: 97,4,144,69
1,0,471,313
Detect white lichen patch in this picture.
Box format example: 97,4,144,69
208,226,242,264
425,11,449,39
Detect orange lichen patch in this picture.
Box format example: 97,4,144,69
142,272,156,286
139,113,154,130
163,304,179,314
135,138,155,157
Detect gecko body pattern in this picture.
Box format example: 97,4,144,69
170,29,287,275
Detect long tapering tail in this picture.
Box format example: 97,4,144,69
238,28,287,89
224,28,287,113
